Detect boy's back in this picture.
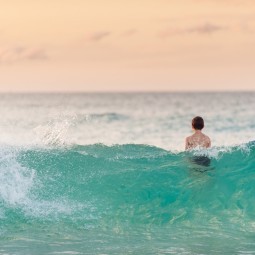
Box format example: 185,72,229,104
185,116,211,150
185,131,211,150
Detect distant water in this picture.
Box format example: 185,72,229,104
0,92,255,254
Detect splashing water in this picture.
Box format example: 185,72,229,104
34,114,77,146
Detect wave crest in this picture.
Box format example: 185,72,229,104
0,142,254,228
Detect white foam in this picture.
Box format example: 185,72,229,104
0,146,35,205
0,145,85,218
190,143,252,160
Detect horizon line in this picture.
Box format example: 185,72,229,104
0,90,254,94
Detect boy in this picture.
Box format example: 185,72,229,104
185,116,211,150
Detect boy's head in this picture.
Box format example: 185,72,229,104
192,116,204,130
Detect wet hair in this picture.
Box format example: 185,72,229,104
192,116,204,130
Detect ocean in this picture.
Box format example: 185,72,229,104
0,92,254,254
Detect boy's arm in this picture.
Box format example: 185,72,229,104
206,137,211,148
185,137,189,150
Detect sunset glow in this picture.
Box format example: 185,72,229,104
1,0,255,92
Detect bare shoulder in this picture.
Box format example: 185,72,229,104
203,134,211,147
185,135,193,142
203,134,211,141
185,135,195,149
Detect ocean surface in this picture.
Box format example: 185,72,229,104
0,92,255,255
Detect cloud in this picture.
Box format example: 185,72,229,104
84,29,137,42
158,23,227,38
121,29,137,37
186,23,226,34
86,31,111,42
0,46,48,64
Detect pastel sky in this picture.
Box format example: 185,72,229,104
0,0,255,92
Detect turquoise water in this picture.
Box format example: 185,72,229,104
0,93,255,254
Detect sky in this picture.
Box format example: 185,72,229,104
0,0,255,92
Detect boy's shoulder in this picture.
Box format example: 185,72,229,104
186,133,195,140
186,132,211,142
202,133,211,141
185,135,195,146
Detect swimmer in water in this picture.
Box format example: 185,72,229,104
185,116,211,150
